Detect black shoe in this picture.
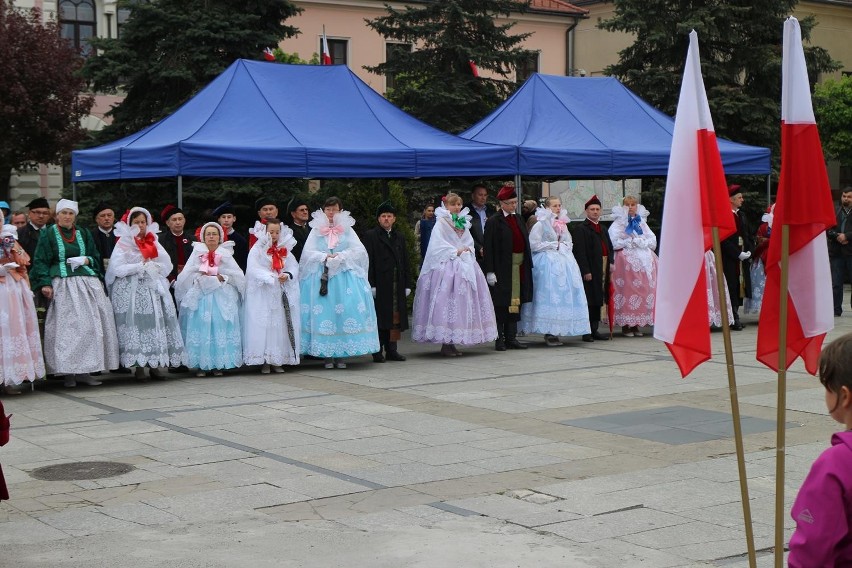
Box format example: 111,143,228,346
591,332,610,341
582,334,594,343
506,339,528,350
386,351,406,361
372,352,385,363
495,339,506,351
731,322,744,331
114,367,132,374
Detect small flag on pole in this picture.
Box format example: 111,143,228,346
755,17,835,374
321,30,332,65
469,60,480,77
262,47,275,62
653,30,737,377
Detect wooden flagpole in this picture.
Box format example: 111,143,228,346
711,228,757,568
774,224,790,568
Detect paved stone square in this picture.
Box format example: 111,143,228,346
0,309,849,567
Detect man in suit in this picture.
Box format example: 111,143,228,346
17,197,52,258
484,185,533,351
573,195,614,342
720,184,753,330
286,197,311,262
363,201,411,362
91,202,118,270
828,187,852,316
213,201,248,272
468,183,494,268
249,197,279,249
158,205,195,286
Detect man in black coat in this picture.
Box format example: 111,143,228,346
467,183,495,269
483,185,533,351
572,195,614,342
158,205,196,285
213,201,248,272
828,187,852,317
286,197,311,262
91,202,118,270
720,185,753,330
363,201,411,362
17,197,52,258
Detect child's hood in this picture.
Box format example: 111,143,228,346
831,430,852,452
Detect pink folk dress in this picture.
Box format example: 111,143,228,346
608,205,659,328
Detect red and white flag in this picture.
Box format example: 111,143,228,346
263,47,275,62
469,60,480,77
653,31,736,377
756,17,835,374
321,31,332,65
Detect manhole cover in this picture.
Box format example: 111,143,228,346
29,461,135,481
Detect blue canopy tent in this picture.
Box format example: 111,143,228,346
460,73,771,177
71,59,519,204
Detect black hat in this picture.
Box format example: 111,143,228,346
376,201,396,217
161,204,183,223
26,197,50,210
92,202,115,219
287,196,308,214
212,201,235,218
255,197,276,212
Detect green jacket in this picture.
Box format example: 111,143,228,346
30,224,103,290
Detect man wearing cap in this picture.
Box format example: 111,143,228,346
573,195,614,342
721,185,753,330
363,201,411,362
18,197,52,258
483,185,533,351
249,197,279,249
91,203,118,269
158,205,195,285
213,201,248,272
468,183,494,268
287,197,311,262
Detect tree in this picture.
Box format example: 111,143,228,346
814,75,852,164
365,0,533,134
599,0,838,170
0,1,94,200
83,0,301,142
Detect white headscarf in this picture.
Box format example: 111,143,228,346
55,199,79,215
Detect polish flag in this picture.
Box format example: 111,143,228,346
469,60,480,77
653,31,737,377
756,17,835,374
263,47,275,62
321,31,332,65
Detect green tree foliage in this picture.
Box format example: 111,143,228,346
83,0,301,142
0,1,94,200
814,75,852,164
600,0,838,172
365,0,533,133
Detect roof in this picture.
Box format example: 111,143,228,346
529,0,588,16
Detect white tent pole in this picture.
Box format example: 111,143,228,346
72,183,77,201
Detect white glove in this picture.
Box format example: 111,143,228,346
371,287,377,298
486,272,497,287
198,275,221,294
326,255,342,271
144,261,161,278
66,256,87,270
405,288,411,297
738,251,752,261
546,241,558,251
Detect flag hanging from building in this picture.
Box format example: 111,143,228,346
756,17,835,375
469,60,480,77
263,47,275,62
321,31,332,65
653,31,737,377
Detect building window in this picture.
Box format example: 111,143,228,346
59,0,96,57
517,52,540,83
385,43,412,91
326,38,348,66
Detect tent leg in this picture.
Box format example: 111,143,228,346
177,176,183,209
515,174,522,214
72,182,77,201
766,175,771,207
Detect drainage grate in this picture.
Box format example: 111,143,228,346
29,461,136,481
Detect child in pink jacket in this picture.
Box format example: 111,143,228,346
789,332,852,567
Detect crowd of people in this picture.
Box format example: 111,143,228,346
2,182,848,396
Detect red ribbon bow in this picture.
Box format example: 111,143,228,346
135,232,159,259
267,244,288,273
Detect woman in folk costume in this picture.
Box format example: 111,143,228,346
412,193,497,356
105,207,185,379
175,222,245,377
705,251,734,328
519,197,590,345
243,218,300,373
30,199,119,387
608,196,659,337
0,213,45,394
299,196,379,369
744,204,773,315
